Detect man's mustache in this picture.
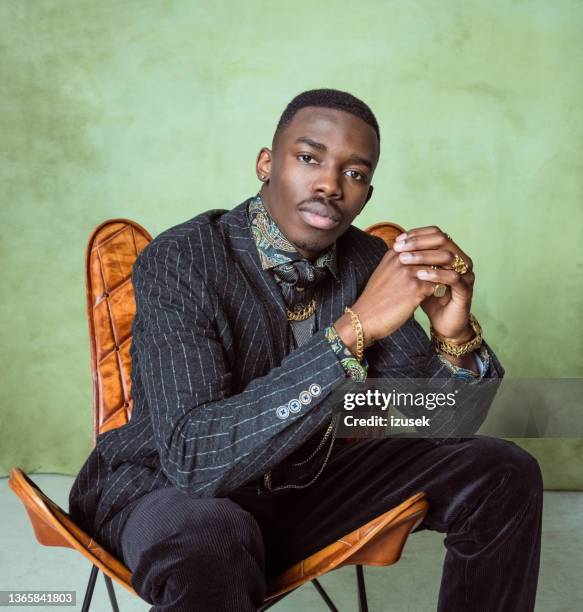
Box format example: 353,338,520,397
298,197,342,223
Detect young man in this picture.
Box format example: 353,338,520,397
70,89,542,611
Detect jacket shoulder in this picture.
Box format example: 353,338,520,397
136,209,229,267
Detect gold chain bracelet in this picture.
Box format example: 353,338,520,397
344,306,364,362
430,313,483,357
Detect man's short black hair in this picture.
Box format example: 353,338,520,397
274,88,380,147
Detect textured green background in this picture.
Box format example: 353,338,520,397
1,1,582,488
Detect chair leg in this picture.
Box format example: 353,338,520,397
81,565,99,612
356,565,369,612
103,574,120,612
312,578,339,612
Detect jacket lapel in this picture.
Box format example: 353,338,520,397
219,200,290,367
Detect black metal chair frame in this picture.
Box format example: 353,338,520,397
82,563,370,612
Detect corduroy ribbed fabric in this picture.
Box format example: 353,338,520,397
121,490,266,611
120,434,542,612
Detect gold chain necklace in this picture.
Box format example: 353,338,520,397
285,298,316,321
264,295,320,493
263,417,338,493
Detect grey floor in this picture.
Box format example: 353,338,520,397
1,475,581,612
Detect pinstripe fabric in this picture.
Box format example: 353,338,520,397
69,196,505,557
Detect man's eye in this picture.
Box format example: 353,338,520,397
346,170,365,181
298,154,316,164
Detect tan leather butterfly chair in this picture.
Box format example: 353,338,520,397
9,218,428,612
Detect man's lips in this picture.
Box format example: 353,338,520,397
297,201,341,230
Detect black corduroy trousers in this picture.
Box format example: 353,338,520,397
120,435,543,612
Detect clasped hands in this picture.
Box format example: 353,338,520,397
392,225,475,343
333,225,476,360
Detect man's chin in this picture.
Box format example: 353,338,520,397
292,236,334,258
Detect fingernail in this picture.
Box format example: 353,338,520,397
394,240,406,250
396,232,407,241
417,270,429,278
400,253,413,262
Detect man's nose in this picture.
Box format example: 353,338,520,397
313,166,342,199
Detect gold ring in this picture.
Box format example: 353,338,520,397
433,284,447,298
450,254,469,275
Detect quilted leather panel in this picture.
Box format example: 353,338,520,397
108,281,136,347
98,226,143,291
86,219,152,442
93,299,116,358
97,350,125,425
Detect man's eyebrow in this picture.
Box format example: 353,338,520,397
347,154,373,170
294,136,373,170
295,137,327,151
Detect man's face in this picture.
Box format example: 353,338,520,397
256,106,379,260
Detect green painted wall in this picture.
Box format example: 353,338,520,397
2,1,582,488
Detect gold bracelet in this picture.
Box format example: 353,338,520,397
344,307,364,362
430,313,483,357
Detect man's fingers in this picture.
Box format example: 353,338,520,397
396,225,445,240
416,268,472,296
421,287,452,306
394,234,473,274
436,290,452,306
416,268,458,284
394,233,449,253
398,249,454,267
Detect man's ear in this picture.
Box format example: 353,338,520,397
256,147,272,182
358,185,374,213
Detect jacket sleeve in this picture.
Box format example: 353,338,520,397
131,239,347,497
364,316,505,442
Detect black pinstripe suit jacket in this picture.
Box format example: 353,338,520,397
69,196,504,555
